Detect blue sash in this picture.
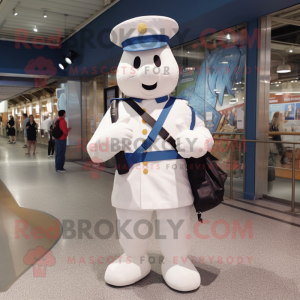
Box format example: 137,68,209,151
122,97,196,168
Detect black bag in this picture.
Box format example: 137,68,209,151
52,120,63,139
186,154,227,220
111,99,227,221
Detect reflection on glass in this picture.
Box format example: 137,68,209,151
173,25,246,135
172,25,247,197
267,8,300,203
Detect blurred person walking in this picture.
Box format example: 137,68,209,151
26,115,38,155
23,113,29,148
270,111,290,165
48,124,55,157
7,116,16,144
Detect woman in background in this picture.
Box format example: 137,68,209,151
270,111,290,165
8,115,16,144
26,115,38,155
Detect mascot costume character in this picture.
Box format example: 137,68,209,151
87,16,214,292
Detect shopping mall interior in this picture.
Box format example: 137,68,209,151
0,0,300,299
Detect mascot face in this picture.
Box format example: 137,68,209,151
117,45,179,99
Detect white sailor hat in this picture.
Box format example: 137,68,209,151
110,15,179,52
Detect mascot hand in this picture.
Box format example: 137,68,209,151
175,118,209,159
106,113,133,150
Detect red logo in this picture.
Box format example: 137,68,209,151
24,57,57,88
23,247,56,277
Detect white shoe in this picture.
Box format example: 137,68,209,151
48,155,51,157
104,254,151,286
162,258,201,292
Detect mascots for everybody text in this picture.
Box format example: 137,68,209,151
88,16,214,292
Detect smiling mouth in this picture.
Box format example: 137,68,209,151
142,82,157,91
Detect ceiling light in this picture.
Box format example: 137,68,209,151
287,47,294,53
291,81,294,83
59,62,68,70
277,64,291,73
13,9,18,16
220,61,228,64
276,84,279,87
271,83,273,85
226,34,231,40
275,93,283,95
279,82,281,83
65,50,80,64
43,11,47,18
33,26,38,32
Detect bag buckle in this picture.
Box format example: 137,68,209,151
197,211,203,223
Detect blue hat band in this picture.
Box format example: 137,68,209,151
122,35,169,52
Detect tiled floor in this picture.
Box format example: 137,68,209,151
0,137,300,300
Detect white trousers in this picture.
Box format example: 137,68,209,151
116,205,192,262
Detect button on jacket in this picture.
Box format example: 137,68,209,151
87,99,212,210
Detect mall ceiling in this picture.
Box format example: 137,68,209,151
270,5,300,83
0,76,57,106
271,5,300,45
0,0,118,42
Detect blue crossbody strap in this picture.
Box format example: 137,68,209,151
126,150,183,167
127,98,176,166
189,106,196,130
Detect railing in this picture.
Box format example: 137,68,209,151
213,136,300,213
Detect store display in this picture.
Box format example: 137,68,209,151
176,38,246,133
87,16,216,291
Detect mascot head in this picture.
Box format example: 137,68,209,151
110,16,179,100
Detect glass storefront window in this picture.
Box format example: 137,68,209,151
172,24,246,134
267,9,300,203
172,24,247,197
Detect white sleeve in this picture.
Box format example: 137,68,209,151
193,113,214,151
87,108,115,163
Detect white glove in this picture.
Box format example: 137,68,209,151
175,118,213,159
105,113,133,152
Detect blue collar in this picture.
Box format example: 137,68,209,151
132,95,169,103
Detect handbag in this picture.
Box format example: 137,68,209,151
111,98,227,221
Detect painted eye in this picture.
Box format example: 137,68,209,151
133,56,141,69
154,55,161,67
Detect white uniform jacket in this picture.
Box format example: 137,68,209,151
87,98,213,210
